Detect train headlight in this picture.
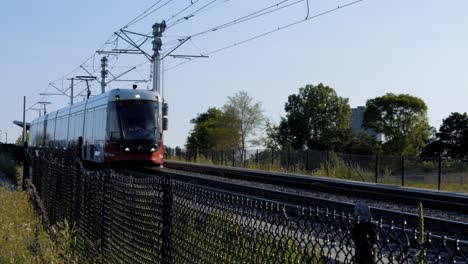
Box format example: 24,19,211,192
135,94,141,99
124,147,130,152
150,147,156,152
115,95,120,101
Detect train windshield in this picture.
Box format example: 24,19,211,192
117,100,158,140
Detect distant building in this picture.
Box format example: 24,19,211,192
350,106,382,141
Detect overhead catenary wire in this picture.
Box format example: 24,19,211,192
166,0,220,26
42,0,176,102
124,0,177,29
184,0,298,38
123,0,165,29
161,0,299,49
138,0,230,48
168,0,234,30
161,0,303,50
165,0,213,23
41,0,365,108
43,0,233,96
166,0,366,71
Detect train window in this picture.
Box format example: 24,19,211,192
108,104,121,141
117,100,157,141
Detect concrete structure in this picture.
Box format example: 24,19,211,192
350,106,382,141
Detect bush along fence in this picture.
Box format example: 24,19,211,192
166,148,468,192
20,147,468,263
0,143,23,183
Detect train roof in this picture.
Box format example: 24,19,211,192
31,88,160,124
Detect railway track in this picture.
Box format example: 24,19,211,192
164,160,468,215
126,161,468,238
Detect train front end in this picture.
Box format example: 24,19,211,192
104,89,167,166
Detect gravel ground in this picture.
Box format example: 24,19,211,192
164,168,468,223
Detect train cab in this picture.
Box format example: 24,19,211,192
104,89,166,165
28,88,168,166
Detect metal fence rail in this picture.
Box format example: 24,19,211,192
166,148,468,192
21,148,468,263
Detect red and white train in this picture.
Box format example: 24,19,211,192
29,88,167,165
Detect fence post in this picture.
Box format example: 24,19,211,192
438,156,442,191
161,174,173,264
22,143,28,191
271,148,274,166
352,202,375,263
78,136,83,161
401,156,405,187
221,150,224,165
326,151,330,177
100,171,109,261
232,149,235,167
243,149,247,168
255,150,259,165
305,150,309,171
287,148,291,170
375,155,379,184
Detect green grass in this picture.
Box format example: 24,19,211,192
173,208,325,263
0,167,78,263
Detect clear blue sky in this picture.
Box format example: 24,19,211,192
1,0,467,147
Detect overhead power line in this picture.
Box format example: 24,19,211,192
44,0,229,98
123,0,165,28
167,0,234,29
165,0,214,23
124,0,177,28
166,0,366,71
161,0,299,49
166,0,220,26
41,0,366,107
187,0,298,38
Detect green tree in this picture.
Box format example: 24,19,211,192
344,133,376,155
438,112,468,158
15,132,29,146
363,93,430,156
223,91,264,151
263,118,291,150
283,83,352,150
422,112,468,158
186,108,238,150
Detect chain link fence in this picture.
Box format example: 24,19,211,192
166,148,468,192
19,148,468,263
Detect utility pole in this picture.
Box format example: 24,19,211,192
70,78,74,105
101,57,108,94
22,96,26,145
152,20,166,93
38,102,51,115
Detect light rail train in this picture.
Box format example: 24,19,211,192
29,88,167,165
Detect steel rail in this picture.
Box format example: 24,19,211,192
126,166,468,238
164,160,468,215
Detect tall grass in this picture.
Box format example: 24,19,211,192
0,185,77,263
0,164,78,263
